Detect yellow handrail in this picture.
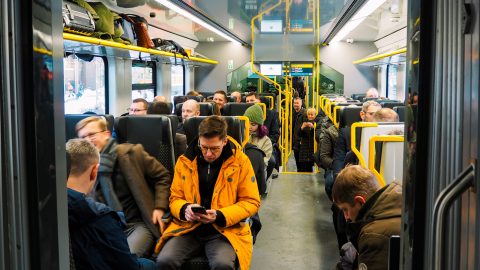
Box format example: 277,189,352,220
263,96,274,110
350,122,379,168
368,135,404,187
63,33,219,65
257,102,267,120
353,48,407,65
234,116,251,149
333,106,342,128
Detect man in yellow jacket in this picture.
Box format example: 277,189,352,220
156,116,261,270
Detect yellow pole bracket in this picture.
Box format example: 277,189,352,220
368,135,404,187
350,122,379,168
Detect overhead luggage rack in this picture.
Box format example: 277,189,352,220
63,33,218,66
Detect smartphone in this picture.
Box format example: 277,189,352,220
191,206,207,215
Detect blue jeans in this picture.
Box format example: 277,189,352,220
324,170,334,200
138,258,156,270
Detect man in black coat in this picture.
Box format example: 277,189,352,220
66,139,155,270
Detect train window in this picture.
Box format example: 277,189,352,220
387,64,398,100
132,61,156,102
171,65,184,99
64,55,106,114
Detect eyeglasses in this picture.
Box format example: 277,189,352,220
79,130,106,139
198,143,223,153
128,108,146,113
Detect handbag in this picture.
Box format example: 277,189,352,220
154,39,189,58
121,14,154,48
62,1,96,35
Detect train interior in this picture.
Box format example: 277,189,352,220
0,0,479,269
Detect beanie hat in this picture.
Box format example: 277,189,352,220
244,104,264,125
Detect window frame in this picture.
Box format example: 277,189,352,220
131,60,157,93
63,54,108,114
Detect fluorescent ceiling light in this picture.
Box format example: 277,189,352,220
155,0,241,45
331,0,387,43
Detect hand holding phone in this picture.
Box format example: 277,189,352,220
190,206,207,215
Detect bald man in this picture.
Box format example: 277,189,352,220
365,88,379,99
230,91,242,103
178,99,201,134
373,108,399,122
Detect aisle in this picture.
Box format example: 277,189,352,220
250,172,339,270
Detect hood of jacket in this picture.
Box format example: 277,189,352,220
68,188,115,230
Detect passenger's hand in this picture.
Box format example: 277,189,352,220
185,204,201,222
152,209,165,234
196,210,217,224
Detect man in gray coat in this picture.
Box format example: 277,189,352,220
76,116,172,258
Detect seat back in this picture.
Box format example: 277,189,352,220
338,106,362,129
351,93,366,101
114,115,175,174
380,140,404,184
183,116,246,147
379,101,404,109
175,102,216,117
356,123,404,170
393,106,406,122
65,114,114,141
222,103,254,116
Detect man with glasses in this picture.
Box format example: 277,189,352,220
156,116,260,270
129,98,149,115
76,116,172,258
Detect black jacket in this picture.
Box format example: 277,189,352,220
68,188,140,270
245,143,266,195
264,109,280,144
332,127,351,177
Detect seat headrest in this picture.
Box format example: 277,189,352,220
65,114,114,141
114,115,175,173
339,107,362,129
173,95,203,107
393,106,406,122
183,116,244,147
222,103,254,116
380,101,404,109
351,93,366,101
175,102,216,117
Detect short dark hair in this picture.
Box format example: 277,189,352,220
132,98,148,110
148,101,171,115
66,139,99,177
198,115,227,140
332,165,379,205
246,92,259,100
214,90,228,101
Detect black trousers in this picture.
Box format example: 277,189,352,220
156,233,236,270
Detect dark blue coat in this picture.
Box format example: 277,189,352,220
68,188,140,270
332,126,351,177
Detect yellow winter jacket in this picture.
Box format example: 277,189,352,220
155,139,261,270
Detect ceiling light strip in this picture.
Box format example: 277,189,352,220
155,0,247,46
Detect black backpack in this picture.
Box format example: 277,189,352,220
152,38,189,59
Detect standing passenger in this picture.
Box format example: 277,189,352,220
292,97,305,170
76,116,172,258
296,107,319,172
155,116,260,270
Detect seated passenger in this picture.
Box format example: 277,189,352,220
244,104,273,176
213,90,228,114
154,95,167,102
177,99,200,134
365,88,379,99
155,116,260,270
373,108,400,122
66,139,156,270
230,91,242,103
332,165,401,270
76,116,171,257
296,107,320,172
129,98,149,115
148,101,171,115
